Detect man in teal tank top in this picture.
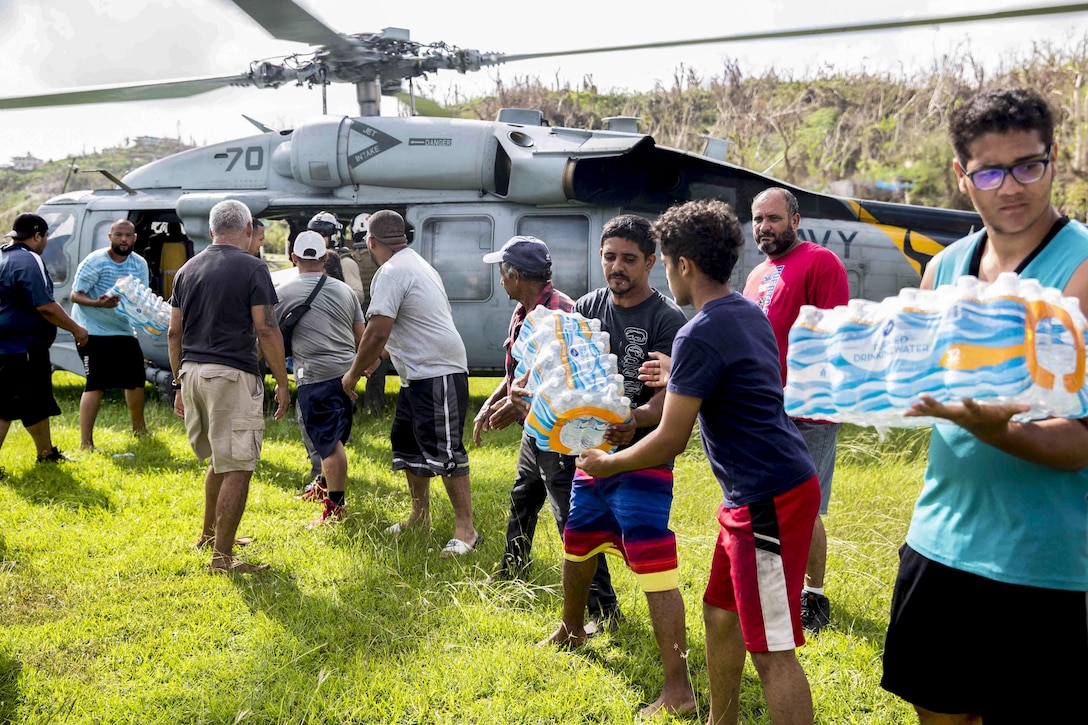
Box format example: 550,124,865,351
880,87,1088,723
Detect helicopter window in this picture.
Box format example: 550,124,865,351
516,215,591,299
38,211,76,285
420,216,493,301
92,220,113,251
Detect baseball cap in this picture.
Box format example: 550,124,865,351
293,230,327,259
5,213,48,240
482,236,551,276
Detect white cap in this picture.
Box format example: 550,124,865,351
352,212,370,235
293,230,327,259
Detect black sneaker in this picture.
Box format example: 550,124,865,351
800,591,831,633
36,447,69,463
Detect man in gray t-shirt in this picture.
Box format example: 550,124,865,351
342,210,479,558
277,231,365,528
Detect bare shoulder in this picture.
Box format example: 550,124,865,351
1063,257,1088,318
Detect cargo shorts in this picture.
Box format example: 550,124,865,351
179,361,265,473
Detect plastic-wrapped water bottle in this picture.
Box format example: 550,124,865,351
518,309,633,453
107,275,170,336
784,306,836,419
785,272,1088,426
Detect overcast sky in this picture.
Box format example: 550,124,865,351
0,0,1086,167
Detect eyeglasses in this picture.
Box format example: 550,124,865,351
963,154,1051,191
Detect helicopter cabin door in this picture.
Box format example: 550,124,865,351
410,205,593,375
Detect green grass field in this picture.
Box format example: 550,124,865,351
0,373,929,724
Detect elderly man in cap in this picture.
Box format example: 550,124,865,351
0,213,89,473
276,231,365,528
342,209,480,556
474,236,618,619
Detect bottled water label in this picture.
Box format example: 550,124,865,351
785,272,1088,426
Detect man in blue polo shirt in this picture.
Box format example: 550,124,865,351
0,213,89,474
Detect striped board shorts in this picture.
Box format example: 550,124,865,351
563,466,678,592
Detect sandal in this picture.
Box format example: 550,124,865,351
440,533,482,558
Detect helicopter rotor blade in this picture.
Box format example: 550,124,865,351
499,3,1088,64
229,0,352,52
0,75,255,109
3,2,1086,113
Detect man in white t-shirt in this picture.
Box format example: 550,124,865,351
341,210,479,557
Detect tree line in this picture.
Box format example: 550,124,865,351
456,39,1088,218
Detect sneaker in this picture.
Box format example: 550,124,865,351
800,591,831,633
295,474,327,502
36,447,69,463
307,498,345,529
487,555,529,583
584,609,625,637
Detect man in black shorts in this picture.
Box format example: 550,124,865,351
342,210,479,557
0,213,88,473
880,87,1088,723
70,219,150,450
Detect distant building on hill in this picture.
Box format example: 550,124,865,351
9,152,45,171
133,136,162,146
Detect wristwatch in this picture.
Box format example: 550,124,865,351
171,379,182,390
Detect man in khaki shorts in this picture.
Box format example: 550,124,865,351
168,199,290,573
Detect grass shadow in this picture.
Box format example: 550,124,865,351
0,650,21,725
825,604,891,646
1,464,114,511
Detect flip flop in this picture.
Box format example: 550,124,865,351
440,533,482,558
209,558,269,575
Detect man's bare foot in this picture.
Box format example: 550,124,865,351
80,443,96,452
208,556,269,574
195,535,253,551
133,428,149,438
638,690,697,720
537,622,587,649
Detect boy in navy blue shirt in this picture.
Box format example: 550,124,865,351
578,199,819,725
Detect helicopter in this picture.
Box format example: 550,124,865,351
4,0,1084,399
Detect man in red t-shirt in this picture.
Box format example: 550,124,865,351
743,187,849,634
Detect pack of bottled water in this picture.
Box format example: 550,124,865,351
107,275,171,337
784,272,1088,427
512,307,632,454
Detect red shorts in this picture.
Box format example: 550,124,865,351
703,476,819,652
